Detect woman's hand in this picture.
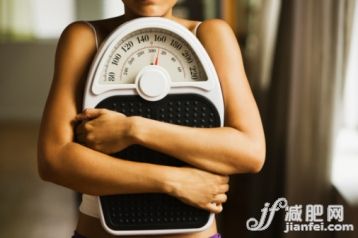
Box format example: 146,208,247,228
75,108,134,154
166,167,229,214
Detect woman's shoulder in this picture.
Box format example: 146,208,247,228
195,19,237,46
61,21,96,39
54,21,99,69
197,19,234,36
57,21,98,54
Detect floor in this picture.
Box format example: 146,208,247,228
0,122,77,238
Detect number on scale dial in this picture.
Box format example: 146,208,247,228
102,28,207,84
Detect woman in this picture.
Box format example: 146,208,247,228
38,0,266,237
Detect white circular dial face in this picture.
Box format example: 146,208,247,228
101,28,207,84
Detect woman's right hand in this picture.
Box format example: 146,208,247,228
166,167,229,214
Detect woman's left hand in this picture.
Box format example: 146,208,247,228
75,108,134,154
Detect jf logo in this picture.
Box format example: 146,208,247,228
246,197,288,231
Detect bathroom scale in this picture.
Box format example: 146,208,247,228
83,17,224,236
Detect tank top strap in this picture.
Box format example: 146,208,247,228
192,22,202,36
82,21,99,50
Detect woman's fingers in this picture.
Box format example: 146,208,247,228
212,194,227,204
207,202,223,214
75,108,104,121
75,121,93,144
219,184,229,193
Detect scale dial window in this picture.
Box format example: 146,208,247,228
101,28,208,84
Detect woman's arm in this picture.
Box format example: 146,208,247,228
76,19,266,176
38,22,229,212
38,22,165,195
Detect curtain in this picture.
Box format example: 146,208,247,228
220,0,355,238
265,0,354,238
246,0,282,92
284,0,353,206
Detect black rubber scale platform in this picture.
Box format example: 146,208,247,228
96,94,221,231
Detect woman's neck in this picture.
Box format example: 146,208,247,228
123,7,174,21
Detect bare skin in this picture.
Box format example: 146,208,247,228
38,0,265,237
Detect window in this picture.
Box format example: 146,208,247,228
331,0,358,205
0,0,125,41
0,0,75,40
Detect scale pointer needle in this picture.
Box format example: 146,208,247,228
154,48,160,65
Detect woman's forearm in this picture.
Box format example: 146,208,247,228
38,141,173,196
130,116,265,175
38,140,230,213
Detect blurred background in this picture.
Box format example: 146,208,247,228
0,0,357,238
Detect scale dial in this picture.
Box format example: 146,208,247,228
86,17,222,107
102,28,207,85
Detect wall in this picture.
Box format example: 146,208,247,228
76,0,103,20
0,41,57,121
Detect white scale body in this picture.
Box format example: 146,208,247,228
83,17,224,236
